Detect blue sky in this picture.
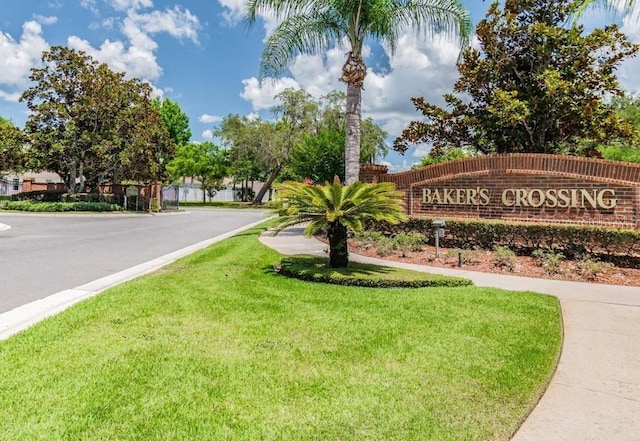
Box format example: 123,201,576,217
1,0,639,171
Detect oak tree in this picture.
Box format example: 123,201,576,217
0,117,24,174
20,46,173,193
152,97,192,147
395,0,639,157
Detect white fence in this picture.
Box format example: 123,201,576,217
178,185,271,203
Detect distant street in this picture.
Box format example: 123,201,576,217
0,208,269,313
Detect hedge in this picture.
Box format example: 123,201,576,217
368,217,640,262
2,201,123,212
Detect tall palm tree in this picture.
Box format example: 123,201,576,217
274,177,407,267
246,0,472,184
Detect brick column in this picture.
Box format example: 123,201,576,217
22,178,35,192
359,164,388,183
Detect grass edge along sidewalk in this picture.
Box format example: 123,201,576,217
0,225,561,441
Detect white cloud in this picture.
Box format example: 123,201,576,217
217,0,246,25
610,9,640,96
412,143,432,159
127,7,200,44
379,158,416,173
106,0,153,11
202,129,214,139
0,90,23,102
68,35,162,80
217,0,282,34
68,6,200,83
199,114,223,124
0,21,49,100
240,77,300,110
33,15,58,25
80,0,98,14
239,31,461,143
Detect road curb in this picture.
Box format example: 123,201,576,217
0,215,275,341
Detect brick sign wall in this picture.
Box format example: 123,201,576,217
360,154,640,228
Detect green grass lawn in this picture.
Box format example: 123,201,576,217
0,226,562,441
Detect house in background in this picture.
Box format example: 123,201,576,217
0,172,64,196
0,172,272,203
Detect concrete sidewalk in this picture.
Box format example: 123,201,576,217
260,228,640,441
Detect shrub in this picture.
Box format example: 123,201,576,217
61,193,120,205
492,246,518,272
445,248,480,266
375,236,396,256
2,201,123,212
394,232,427,256
366,217,640,268
11,190,65,202
577,258,614,280
354,231,385,248
532,250,565,275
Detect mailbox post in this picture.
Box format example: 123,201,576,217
432,219,445,258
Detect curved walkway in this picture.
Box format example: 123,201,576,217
260,228,640,441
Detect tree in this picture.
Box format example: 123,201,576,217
596,96,640,162
285,127,345,183
284,116,388,183
253,88,319,204
20,46,173,193
246,0,471,184
0,117,24,175
395,0,638,156
217,114,280,201
167,142,229,203
274,177,407,267
152,97,192,147
412,146,470,168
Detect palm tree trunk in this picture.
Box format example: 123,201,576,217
327,220,348,268
344,83,361,185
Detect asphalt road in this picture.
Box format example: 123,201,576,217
0,208,269,314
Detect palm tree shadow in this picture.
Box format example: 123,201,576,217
262,255,396,276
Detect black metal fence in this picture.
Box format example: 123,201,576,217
161,185,179,211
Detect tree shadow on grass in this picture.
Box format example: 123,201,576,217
265,255,472,288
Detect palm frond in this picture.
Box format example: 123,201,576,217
259,12,345,78
572,0,638,21
272,179,406,237
245,0,327,27
384,0,472,53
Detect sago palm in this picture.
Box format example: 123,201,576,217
246,0,472,184
274,177,407,268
